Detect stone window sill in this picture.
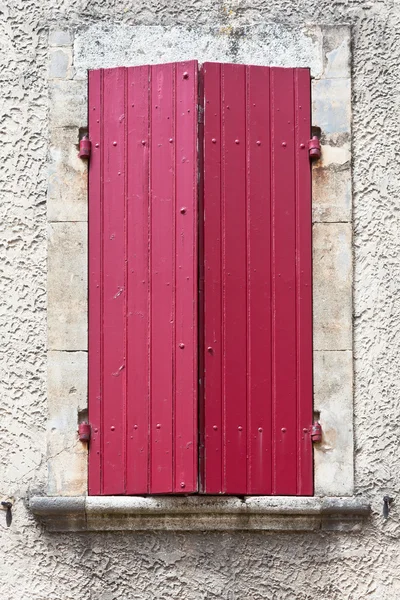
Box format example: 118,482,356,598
29,496,370,532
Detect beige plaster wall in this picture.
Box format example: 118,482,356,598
0,2,399,599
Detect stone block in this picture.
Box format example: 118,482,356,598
49,80,87,128
312,78,351,135
73,23,323,79
319,140,351,167
313,222,352,350
314,350,354,496
321,26,351,79
47,351,88,417
47,222,87,351
29,496,87,531
47,448,87,496
49,30,73,47
48,128,87,222
29,495,370,532
48,48,73,79
47,351,88,496
312,165,351,222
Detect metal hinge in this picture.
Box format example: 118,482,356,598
78,421,91,442
78,135,91,159
308,136,321,160
198,104,204,124
311,421,322,443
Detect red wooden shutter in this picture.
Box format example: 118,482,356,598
88,61,199,495
201,63,313,495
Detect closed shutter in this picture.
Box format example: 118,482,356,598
201,63,313,495
88,61,313,497
88,62,199,494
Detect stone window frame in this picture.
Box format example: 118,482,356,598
32,24,370,531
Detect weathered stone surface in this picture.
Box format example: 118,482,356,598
314,350,354,496
312,78,351,134
29,495,370,532
312,165,351,222
47,448,87,496
321,25,351,79
49,30,73,46
320,140,351,167
313,222,352,350
47,222,87,350
29,496,86,530
49,80,87,128
74,23,324,79
47,351,88,495
48,48,73,79
47,351,88,418
48,128,87,222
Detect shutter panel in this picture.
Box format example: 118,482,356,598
201,63,313,495
88,61,199,495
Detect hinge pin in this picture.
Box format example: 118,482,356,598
311,421,322,443
308,136,321,160
78,422,91,442
78,135,91,159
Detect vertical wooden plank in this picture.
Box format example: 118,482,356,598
295,69,313,495
271,68,297,495
203,62,223,493
150,63,175,493
174,61,198,493
222,64,248,493
88,69,102,495
125,65,150,494
101,67,126,494
246,65,272,495
198,64,206,492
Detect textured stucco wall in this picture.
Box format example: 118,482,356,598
0,1,400,599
